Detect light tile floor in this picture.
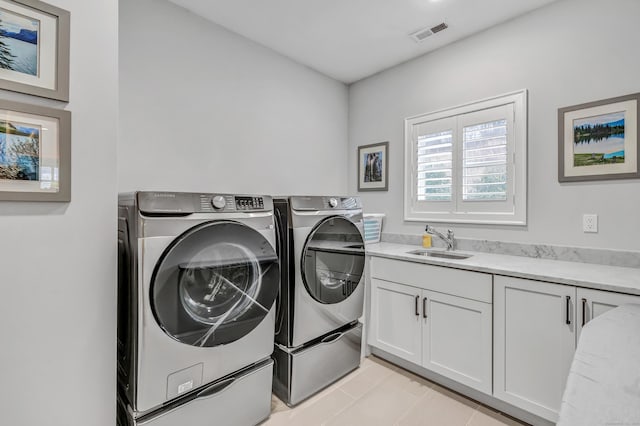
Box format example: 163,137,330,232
261,356,527,426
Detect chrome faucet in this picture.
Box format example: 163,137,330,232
425,225,455,251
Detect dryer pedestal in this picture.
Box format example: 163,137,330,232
272,322,362,406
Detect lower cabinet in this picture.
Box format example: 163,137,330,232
493,276,575,422
422,291,492,394
576,287,640,341
494,275,640,423
369,278,422,365
369,258,493,395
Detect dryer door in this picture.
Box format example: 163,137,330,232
301,216,365,304
150,221,279,347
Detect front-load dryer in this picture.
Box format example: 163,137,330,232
274,196,365,348
272,196,365,405
117,191,279,418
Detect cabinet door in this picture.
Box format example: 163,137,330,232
422,290,492,394
369,278,422,364
493,276,575,423
577,288,640,341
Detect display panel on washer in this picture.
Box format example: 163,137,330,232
151,221,279,347
302,217,365,304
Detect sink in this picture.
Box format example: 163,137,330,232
344,244,364,249
406,249,472,260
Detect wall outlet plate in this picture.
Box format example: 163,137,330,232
583,214,598,233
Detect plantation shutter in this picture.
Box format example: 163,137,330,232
462,119,508,201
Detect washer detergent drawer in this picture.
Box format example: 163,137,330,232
273,322,362,406
123,359,273,426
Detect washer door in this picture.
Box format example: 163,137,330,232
301,216,365,304
150,221,279,347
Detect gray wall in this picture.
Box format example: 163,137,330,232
349,0,640,251
0,0,118,425
119,0,349,196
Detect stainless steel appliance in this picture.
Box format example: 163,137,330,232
117,191,279,425
272,196,365,406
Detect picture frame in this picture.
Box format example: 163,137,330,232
0,0,70,101
0,98,70,201
558,93,639,182
358,141,389,191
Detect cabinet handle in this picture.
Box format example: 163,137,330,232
415,295,420,317
423,297,428,318
582,298,587,326
566,295,571,325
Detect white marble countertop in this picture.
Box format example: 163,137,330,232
366,242,640,295
557,303,640,426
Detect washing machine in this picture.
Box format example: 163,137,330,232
117,191,279,424
272,196,365,406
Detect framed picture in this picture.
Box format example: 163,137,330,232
0,0,70,101
558,93,639,182
358,141,389,191
0,98,70,201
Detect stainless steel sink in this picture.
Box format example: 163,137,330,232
407,249,472,260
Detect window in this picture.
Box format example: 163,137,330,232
404,90,527,225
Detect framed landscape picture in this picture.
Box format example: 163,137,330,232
558,93,639,182
0,98,70,201
358,141,389,191
0,0,70,101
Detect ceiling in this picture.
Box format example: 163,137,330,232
168,0,559,84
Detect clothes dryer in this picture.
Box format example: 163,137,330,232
272,196,365,405
118,191,279,424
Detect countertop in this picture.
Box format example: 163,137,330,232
366,242,640,295
557,303,640,426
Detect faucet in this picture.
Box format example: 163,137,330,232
425,225,455,251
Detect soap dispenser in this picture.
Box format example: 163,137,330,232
422,226,432,248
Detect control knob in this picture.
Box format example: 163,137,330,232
328,198,338,208
211,195,226,210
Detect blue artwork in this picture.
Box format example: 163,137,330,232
0,8,39,76
0,122,40,181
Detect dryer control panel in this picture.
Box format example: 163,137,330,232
289,196,362,211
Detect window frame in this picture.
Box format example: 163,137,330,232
404,90,528,225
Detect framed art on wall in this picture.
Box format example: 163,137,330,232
0,98,70,201
358,141,388,191
558,93,639,182
0,0,70,101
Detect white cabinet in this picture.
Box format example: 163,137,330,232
494,276,640,423
370,278,422,364
422,290,492,394
369,257,493,394
576,287,640,341
493,276,575,422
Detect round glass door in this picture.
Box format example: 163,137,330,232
301,216,365,304
150,221,279,347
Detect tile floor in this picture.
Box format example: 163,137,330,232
261,356,527,426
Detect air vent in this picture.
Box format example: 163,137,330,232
430,22,448,34
409,22,448,43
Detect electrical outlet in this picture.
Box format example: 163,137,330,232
583,214,598,233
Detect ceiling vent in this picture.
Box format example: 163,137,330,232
409,22,448,43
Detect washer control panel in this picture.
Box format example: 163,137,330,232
135,192,272,214
235,196,265,211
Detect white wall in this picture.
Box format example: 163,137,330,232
119,0,349,196
349,0,640,251
0,1,118,425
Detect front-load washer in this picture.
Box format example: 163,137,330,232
117,191,279,420
274,196,365,348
